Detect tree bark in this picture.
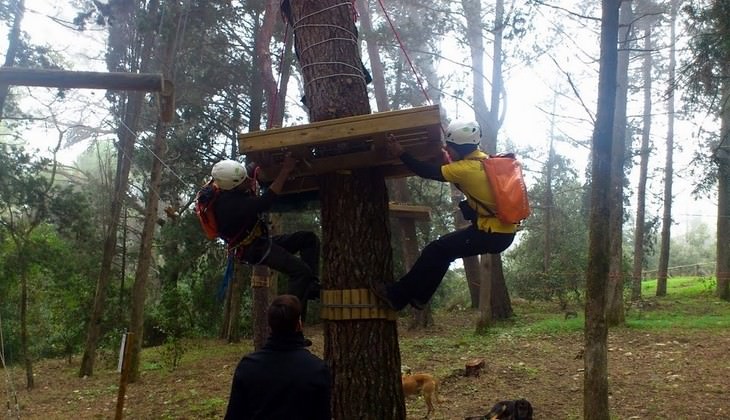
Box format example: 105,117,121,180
584,2,620,419
252,265,272,351
356,0,388,113
606,0,633,326
391,181,432,329
288,1,404,417
657,1,679,298
359,1,432,329
544,111,556,281
128,120,166,382
475,255,493,333
80,0,157,377
467,0,513,321
247,0,275,349
631,15,656,302
226,263,245,343
460,0,492,311
0,68,167,92
0,0,24,118
716,75,730,300
20,259,33,389
80,91,144,378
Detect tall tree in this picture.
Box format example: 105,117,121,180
79,0,157,377
357,0,434,328
631,0,661,302
460,0,491,315
0,0,24,118
656,0,680,297
683,0,730,300
719,78,730,300
461,0,514,324
606,0,633,326
286,1,404,417
0,130,66,389
484,0,514,323
585,1,620,419
128,0,185,381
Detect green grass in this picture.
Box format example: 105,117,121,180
625,276,730,329
640,276,716,297
494,276,730,335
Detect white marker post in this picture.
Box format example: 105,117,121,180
115,332,135,420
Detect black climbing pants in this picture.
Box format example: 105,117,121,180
388,225,515,308
242,231,320,318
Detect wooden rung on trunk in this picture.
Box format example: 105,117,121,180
320,288,397,321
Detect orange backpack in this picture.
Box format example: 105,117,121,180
195,181,221,240
481,153,530,224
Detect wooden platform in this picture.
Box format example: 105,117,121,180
238,105,444,194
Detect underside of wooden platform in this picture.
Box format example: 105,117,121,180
239,105,444,194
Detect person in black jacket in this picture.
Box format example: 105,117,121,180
211,157,320,317
224,295,331,420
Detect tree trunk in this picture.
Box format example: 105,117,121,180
584,2,620,419
80,0,157,375
20,259,33,390
128,120,166,382
356,0,388,112
657,2,679,298
0,0,24,118
488,254,513,318
246,1,273,348
460,0,490,310
390,182,433,329
606,0,632,326
259,0,280,124
252,265,271,351
467,0,513,321
631,17,656,302
288,1,404,418
220,272,233,339
360,1,432,329
475,254,493,333
717,75,730,300
225,263,245,343
544,108,556,278
401,215,433,329
80,90,144,378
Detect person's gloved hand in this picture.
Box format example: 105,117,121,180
385,134,404,158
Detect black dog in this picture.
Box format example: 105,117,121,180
465,398,534,420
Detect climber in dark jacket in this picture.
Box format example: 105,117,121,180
224,295,331,420
211,157,321,319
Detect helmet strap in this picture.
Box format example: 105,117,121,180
448,143,478,160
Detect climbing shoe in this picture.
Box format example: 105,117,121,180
306,282,321,301
409,298,426,311
369,280,406,311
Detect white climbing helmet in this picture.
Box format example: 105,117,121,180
445,120,481,145
211,159,248,190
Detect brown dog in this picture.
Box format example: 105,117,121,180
402,372,439,417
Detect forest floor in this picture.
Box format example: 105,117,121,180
2,279,729,419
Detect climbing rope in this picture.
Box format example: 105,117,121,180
267,24,291,129
375,0,432,105
289,2,369,93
